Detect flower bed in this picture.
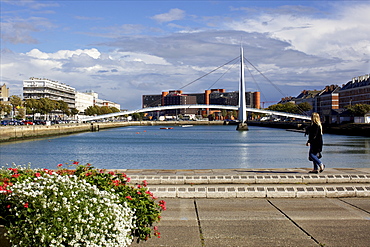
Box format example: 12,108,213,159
0,163,165,246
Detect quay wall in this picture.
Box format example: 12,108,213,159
0,121,223,142
247,121,370,137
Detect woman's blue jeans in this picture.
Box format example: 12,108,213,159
309,152,322,170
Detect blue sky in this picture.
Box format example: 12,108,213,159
1,0,370,109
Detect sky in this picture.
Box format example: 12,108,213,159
1,0,370,110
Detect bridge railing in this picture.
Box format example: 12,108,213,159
78,104,311,122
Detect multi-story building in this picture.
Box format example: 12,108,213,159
163,91,197,115
75,90,121,114
339,74,370,108
0,83,10,102
23,77,76,108
75,91,95,114
142,89,260,116
279,73,369,123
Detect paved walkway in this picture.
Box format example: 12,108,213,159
125,168,370,246
2,168,368,246
132,197,370,246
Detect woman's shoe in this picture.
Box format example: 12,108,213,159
319,164,325,173
308,170,319,174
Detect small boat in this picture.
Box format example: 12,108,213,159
160,127,173,129
181,125,193,127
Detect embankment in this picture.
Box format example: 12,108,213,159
247,121,370,137
0,121,223,142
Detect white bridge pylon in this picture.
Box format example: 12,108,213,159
79,104,311,122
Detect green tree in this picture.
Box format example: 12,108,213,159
110,107,120,113
57,100,70,118
346,104,370,116
9,95,22,108
221,110,227,119
267,102,301,114
100,106,112,115
85,105,101,116
25,99,41,119
70,108,79,117
0,102,12,117
39,98,56,119
297,102,313,112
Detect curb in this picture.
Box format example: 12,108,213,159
147,184,370,198
130,174,370,185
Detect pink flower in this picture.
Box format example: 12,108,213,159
125,196,133,200
11,174,20,178
143,180,148,187
24,202,29,208
108,171,115,176
35,172,41,177
126,177,131,183
112,180,120,186
137,191,142,195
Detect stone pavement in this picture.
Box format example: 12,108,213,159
125,168,370,246
132,198,370,247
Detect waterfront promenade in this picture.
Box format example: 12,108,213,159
126,168,370,246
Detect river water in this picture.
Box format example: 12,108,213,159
1,125,369,170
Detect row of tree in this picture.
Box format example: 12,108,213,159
84,105,120,116
0,95,122,119
25,98,78,118
267,102,312,114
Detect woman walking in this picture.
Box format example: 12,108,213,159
305,112,325,173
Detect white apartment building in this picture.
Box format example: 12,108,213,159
23,77,76,108
75,92,95,113
75,90,121,114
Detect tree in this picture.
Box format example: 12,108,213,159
25,99,40,119
100,106,112,115
267,102,302,114
70,108,79,117
297,102,313,112
57,100,70,118
0,102,12,117
9,95,22,108
110,107,120,113
346,104,370,116
39,98,56,119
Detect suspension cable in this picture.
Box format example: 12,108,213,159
179,56,239,90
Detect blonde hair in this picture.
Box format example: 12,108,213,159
311,112,323,134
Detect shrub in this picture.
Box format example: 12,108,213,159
0,163,165,245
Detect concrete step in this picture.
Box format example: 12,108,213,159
129,174,370,185
146,184,370,198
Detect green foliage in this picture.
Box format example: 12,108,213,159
0,102,12,116
9,96,22,108
132,112,144,121
345,104,370,116
84,105,121,116
70,108,79,116
297,102,313,112
267,102,311,114
0,163,165,244
1,168,134,246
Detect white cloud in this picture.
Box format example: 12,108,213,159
225,3,370,63
151,8,186,23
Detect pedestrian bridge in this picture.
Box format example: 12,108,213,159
79,104,311,122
